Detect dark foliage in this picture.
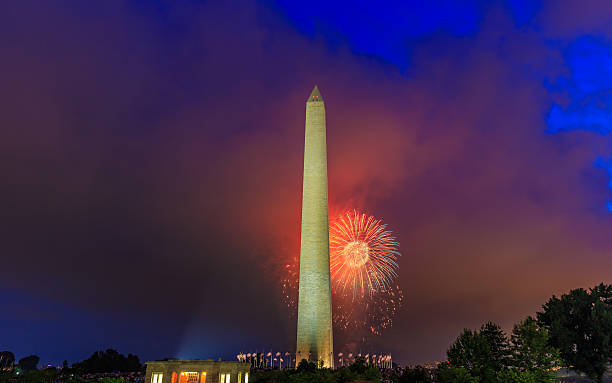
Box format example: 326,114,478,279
538,283,612,383
446,318,560,383
479,322,509,371
398,365,431,383
295,360,317,374
447,328,497,382
435,363,477,383
252,358,380,383
0,352,14,371
73,349,142,373
348,357,367,375
17,356,39,372
509,316,559,382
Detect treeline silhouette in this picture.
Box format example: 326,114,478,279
0,354,40,373
435,283,611,383
0,349,143,383
72,349,142,373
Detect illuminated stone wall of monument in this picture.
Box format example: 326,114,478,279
296,86,334,368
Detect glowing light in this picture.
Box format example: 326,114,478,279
330,210,400,298
280,209,403,336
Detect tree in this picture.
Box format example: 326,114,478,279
22,367,57,383
447,328,497,382
73,349,142,373
361,364,381,382
0,352,14,371
99,378,126,383
295,359,317,374
334,367,357,383
436,363,478,383
399,365,431,383
509,317,560,383
537,283,612,383
252,356,385,383
496,368,538,383
17,355,39,372
479,322,509,371
345,357,379,381
347,356,367,374
125,353,142,372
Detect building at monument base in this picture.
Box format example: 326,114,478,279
145,360,250,383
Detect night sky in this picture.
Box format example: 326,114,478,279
2,0,612,367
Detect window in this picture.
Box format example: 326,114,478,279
152,373,164,383
178,372,198,383
238,373,241,383
244,373,248,383
172,372,177,383
220,373,231,383
201,372,206,383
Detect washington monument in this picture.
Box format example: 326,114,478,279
296,86,334,368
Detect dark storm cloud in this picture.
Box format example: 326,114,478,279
1,0,611,366
594,158,612,211
274,0,482,70
544,35,612,210
546,36,612,135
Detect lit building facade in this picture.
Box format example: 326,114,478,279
145,360,250,383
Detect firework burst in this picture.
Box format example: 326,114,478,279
330,210,400,298
280,209,403,336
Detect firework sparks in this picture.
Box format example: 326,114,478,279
330,210,400,298
333,283,404,335
281,209,403,336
